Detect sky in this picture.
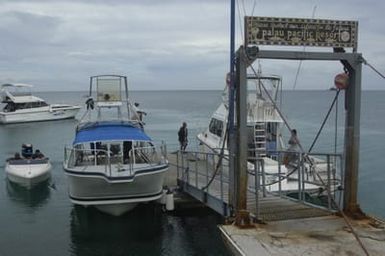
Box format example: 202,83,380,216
0,0,384,91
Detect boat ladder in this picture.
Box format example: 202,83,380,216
254,122,267,156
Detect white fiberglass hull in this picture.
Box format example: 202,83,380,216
64,165,168,216
5,161,52,188
0,105,81,124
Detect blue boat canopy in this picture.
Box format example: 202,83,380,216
73,123,151,145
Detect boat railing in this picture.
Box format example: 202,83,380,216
130,144,168,167
249,150,343,216
176,149,343,217
64,144,168,176
64,147,109,174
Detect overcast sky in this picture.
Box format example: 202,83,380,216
0,0,384,90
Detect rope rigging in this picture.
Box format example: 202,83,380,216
243,49,370,256
362,57,385,79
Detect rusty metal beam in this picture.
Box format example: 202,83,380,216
343,58,364,217
234,46,251,226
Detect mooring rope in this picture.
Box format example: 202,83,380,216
362,57,385,79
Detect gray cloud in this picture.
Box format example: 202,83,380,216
0,0,384,90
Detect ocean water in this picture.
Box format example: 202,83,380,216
0,90,384,255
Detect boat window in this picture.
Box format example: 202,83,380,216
3,103,16,112
209,118,223,137
109,143,122,164
266,122,277,142
12,101,46,110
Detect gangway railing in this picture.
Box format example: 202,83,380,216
176,149,343,219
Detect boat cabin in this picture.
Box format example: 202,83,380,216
1,83,48,113
65,122,166,175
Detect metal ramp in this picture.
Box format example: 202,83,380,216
170,151,334,222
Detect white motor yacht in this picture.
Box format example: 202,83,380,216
5,144,51,188
197,73,340,194
63,75,168,216
0,83,81,124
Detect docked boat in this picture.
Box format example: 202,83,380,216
63,75,168,216
0,83,81,124
5,144,52,188
197,73,339,194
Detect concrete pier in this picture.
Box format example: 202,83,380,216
219,215,385,256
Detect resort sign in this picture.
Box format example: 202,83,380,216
245,16,358,48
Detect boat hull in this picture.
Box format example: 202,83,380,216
0,106,81,124
5,161,52,189
64,165,168,216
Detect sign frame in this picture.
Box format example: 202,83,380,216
245,16,358,49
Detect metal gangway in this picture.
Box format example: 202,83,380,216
173,150,343,222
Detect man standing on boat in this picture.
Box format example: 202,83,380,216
178,122,188,151
284,129,300,166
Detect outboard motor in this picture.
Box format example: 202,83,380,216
22,144,33,158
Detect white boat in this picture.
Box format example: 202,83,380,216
197,73,339,194
5,144,52,188
63,75,168,216
0,83,81,124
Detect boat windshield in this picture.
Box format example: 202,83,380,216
95,77,122,102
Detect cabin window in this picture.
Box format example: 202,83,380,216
109,143,122,164
266,123,277,142
12,101,47,110
209,118,223,137
3,103,16,112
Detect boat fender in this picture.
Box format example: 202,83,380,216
160,186,168,205
166,189,175,211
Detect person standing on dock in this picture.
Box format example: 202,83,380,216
178,122,188,151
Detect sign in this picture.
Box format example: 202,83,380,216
245,16,358,48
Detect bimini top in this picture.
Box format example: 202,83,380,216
1,83,45,104
1,83,34,89
73,121,151,145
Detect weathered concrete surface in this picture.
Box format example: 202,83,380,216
219,215,385,256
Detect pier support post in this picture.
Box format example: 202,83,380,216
343,57,364,217
234,46,251,227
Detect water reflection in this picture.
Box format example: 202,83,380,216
69,203,164,256
69,203,231,256
6,179,51,210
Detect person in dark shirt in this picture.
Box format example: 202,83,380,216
178,122,188,151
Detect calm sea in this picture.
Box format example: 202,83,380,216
0,90,384,255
